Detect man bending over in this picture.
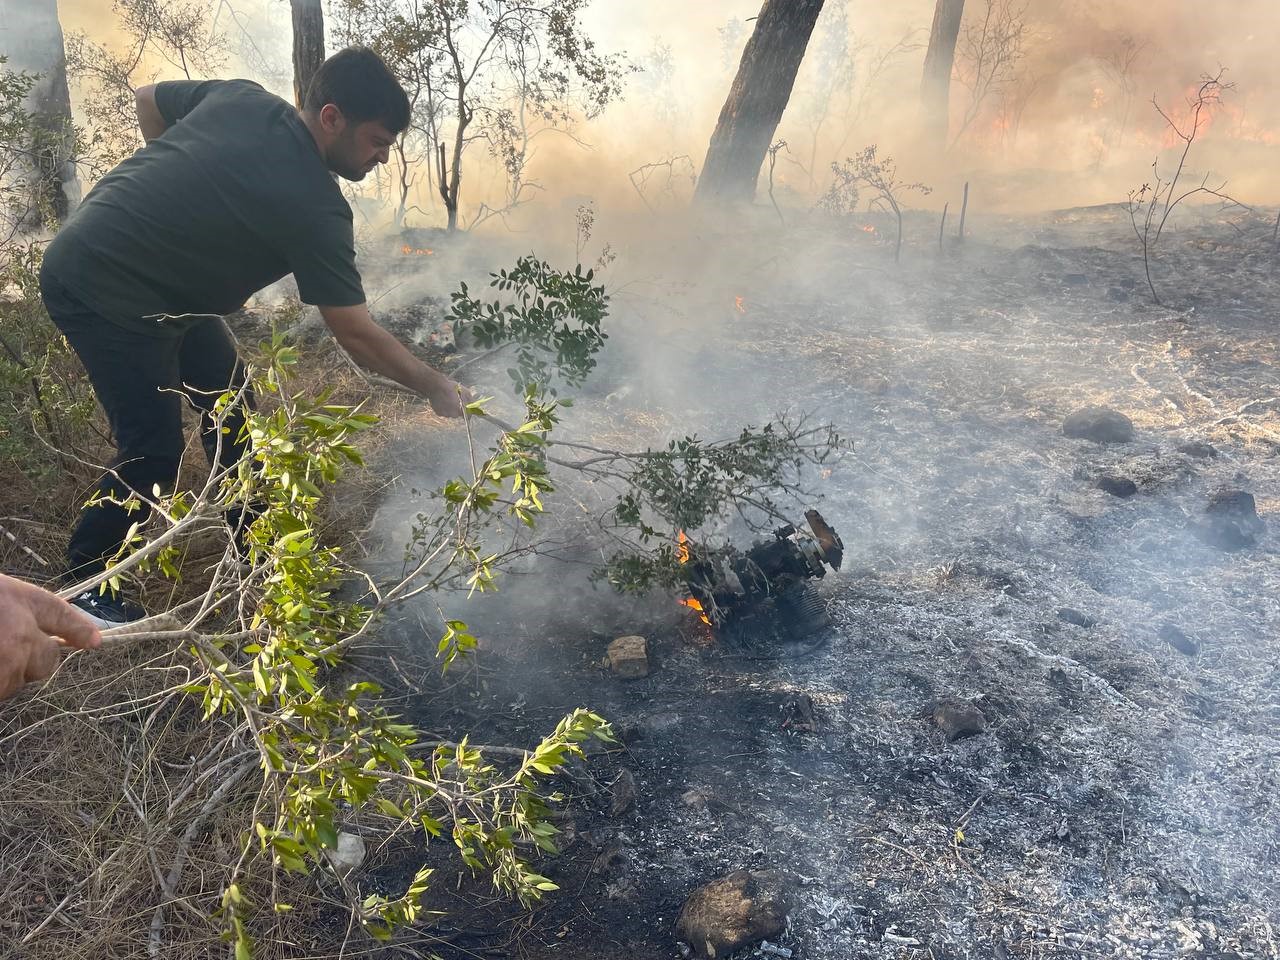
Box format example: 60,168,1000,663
40,47,465,625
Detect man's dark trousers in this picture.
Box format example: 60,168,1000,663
40,271,254,579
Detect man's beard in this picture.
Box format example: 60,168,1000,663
332,131,368,181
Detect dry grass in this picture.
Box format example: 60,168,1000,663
0,325,443,960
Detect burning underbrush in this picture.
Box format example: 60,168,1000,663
345,205,1279,958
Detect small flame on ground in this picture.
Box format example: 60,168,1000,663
680,596,712,626
675,532,711,624
860,224,876,234
734,296,746,314
402,245,434,256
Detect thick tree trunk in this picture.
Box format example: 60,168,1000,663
694,0,824,206
919,0,965,145
290,0,326,108
0,0,77,223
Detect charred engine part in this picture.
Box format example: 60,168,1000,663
680,510,843,641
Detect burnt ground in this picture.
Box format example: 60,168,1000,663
338,205,1280,959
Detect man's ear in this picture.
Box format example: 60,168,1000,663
319,103,346,134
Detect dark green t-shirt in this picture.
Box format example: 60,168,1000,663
44,79,365,336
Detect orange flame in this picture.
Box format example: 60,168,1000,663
676,532,710,624
734,296,746,314
860,224,876,234
401,245,434,256
680,596,712,626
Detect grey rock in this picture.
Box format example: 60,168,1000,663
1177,440,1218,459
1097,475,1138,498
1057,607,1097,628
1206,488,1261,527
1194,519,1256,551
1197,488,1263,551
1063,406,1135,443
675,870,792,960
1159,624,1199,656
932,700,987,741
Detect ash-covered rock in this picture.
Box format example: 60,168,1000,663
675,869,792,960
1057,607,1097,628
932,699,987,741
1206,488,1261,525
1159,623,1199,656
1096,474,1138,498
1177,440,1218,459
1195,488,1264,551
1062,406,1135,443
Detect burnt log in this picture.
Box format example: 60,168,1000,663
920,0,965,145
694,0,824,206
290,0,326,108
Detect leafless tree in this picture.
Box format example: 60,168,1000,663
331,0,627,232
1127,70,1248,305
64,0,226,169
1100,32,1144,147
821,145,931,263
628,154,696,212
950,0,1027,149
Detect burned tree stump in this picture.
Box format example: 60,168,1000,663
693,0,825,206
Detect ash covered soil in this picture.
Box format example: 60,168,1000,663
353,207,1280,959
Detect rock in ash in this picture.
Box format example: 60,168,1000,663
1097,475,1138,498
932,700,987,741
1057,607,1097,628
675,869,792,960
607,635,650,679
1196,488,1264,551
1062,406,1135,443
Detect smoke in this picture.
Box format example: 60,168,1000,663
50,0,1280,221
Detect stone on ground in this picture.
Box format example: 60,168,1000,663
1097,475,1138,498
933,700,987,741
1177,440,1218,459
1160,623,1200,656
1197,488,1264,551
1057,607,1097,628
607,635,650,679
1062,406,1135,443
675,869,792,960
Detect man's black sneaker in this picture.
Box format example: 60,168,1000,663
70,589,147,627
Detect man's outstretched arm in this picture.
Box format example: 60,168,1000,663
134,84,167,142
320,303,469,417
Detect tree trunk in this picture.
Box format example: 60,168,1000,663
919,0,965,145
290,0,325,109
0,0,77,223
693,0,824,206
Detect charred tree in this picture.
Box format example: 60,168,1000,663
290,0,326,108
919,0,965,146
694,0,825,206
0,0,77,223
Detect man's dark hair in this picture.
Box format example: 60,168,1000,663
304,47,410,134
